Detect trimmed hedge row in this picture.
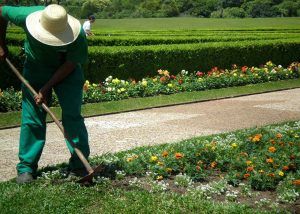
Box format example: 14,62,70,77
6,32,300,47
85,39,300,82
2,39,300,89
86,34,299,46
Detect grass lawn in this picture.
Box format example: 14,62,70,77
0,79,299,129
90,17,300,31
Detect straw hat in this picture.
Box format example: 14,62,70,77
26,4,81,46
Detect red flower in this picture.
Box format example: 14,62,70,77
170,75,176,80
241,66,248,73
196,71,204,77
175,153,184,159
282,166,289,171
160,76,167,83
178,79,183,85
247,166,254,172
244,173,250,179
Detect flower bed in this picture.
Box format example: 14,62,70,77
40,121,300,211
0,61,299,113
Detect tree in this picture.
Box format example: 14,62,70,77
242,0,278,17
274,0,300,16
81,0,111,18
190,0,221,17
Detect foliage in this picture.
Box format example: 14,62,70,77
2,0,300,18
1,61,299,113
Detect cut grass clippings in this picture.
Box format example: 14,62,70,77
0,78,299,129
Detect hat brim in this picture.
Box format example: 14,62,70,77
26,11,81,46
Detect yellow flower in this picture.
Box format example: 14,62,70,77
278,171,284,176
166,168,172,173
246,160,252,166
150,156,158,162
167,83,173,88
163,70,170,77
157,161,164,166
259,170,264,173
198,78,203,82
127,157,133,162
141,80,147,87
231,143,238,148
266,61,273,66
156,175,163,181
112,78,120,84
233,73,237,77
120,88,126,92
153,78,157,82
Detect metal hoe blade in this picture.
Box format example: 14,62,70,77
77,165,105,184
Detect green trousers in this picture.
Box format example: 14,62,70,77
17,61,90,175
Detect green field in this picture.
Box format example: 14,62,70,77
89,17,300,31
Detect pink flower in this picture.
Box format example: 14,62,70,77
196,71,204,77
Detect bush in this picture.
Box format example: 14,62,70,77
85,39,300,82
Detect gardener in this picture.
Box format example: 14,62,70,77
82,14,95,36
0,4,90,184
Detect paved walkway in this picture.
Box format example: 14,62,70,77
1,88,300,181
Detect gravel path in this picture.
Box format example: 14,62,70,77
1,88,300,181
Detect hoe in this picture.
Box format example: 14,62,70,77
6,58,103,184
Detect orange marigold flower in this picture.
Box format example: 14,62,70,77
268,146,276,153
268,173,275,177
162,151,168,157
244,173,251,179
276,133,282,138
247,166,254,172
282,166,289,171
266,158,274,163
210,161,217,168
292,180,300,186
252,134,262,142
175,153,184,159
269,139,276,145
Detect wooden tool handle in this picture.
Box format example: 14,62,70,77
6,58,93,173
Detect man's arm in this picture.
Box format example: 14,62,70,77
0,7,8,61
34,61,76,105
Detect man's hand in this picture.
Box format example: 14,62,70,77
34,87,51,105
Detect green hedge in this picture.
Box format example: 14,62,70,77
85,39,300,82
0,46,25,90
2,39,300,89
6,31,300,47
